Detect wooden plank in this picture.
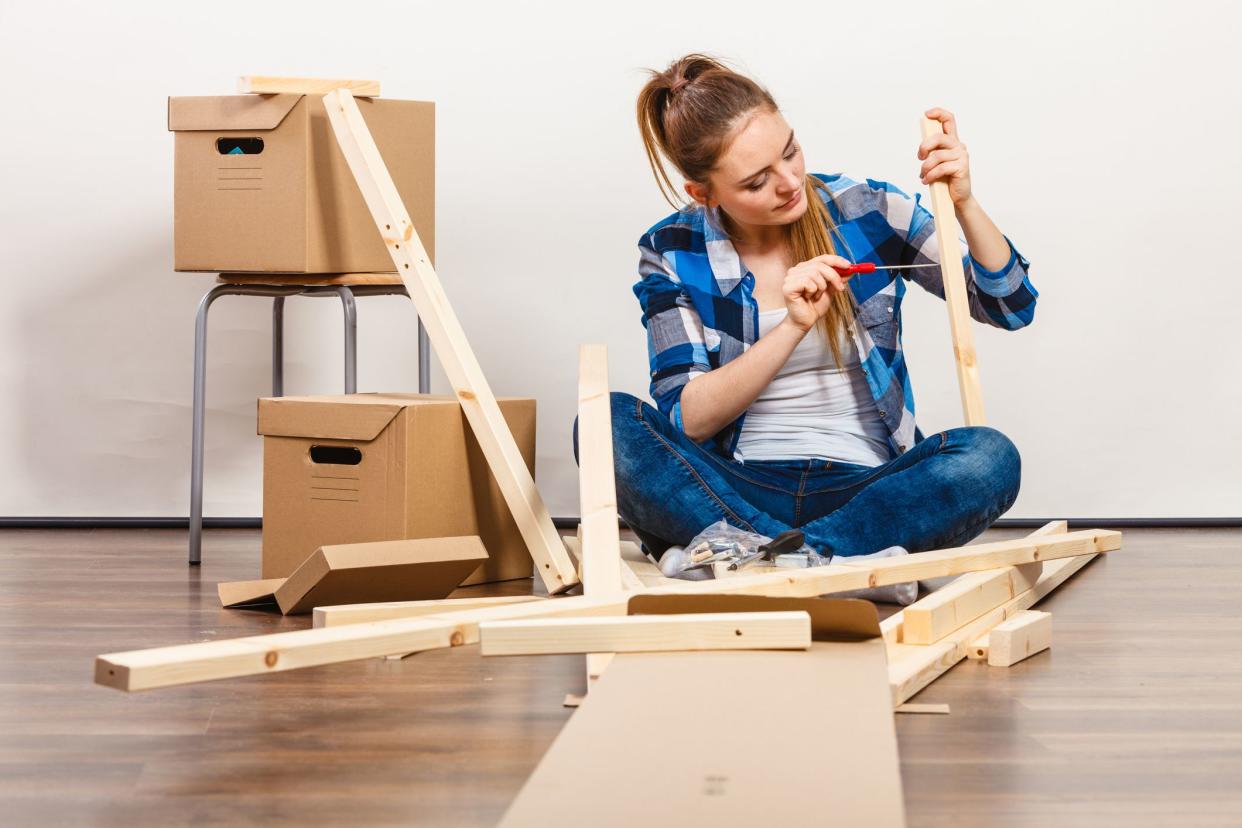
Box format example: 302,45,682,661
312,595,545,628
887,552,1096,706
95,529,1119,691
480,612,812,657
900,562,1042,644
987,609,1052,667
321,88,578,594
238,75,380,96
921,116,984,425
578,345,624,599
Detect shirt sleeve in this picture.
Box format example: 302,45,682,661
631,232,713,436
879,181,1038,330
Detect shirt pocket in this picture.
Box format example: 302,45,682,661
855,295,898,343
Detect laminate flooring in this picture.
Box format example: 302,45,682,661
0,527,1237,827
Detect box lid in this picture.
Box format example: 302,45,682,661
256,393,530,440
168,94,303,132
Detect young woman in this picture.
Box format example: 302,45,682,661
573,53,1037,579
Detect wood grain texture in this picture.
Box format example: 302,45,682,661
238,76,381,96
987,609,1052,667
2,526,1238,826
479,611,812,656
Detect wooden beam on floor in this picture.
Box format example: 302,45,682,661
312,595,546,628
321,87,579,595
480,612,812,656
901,561,1042,644
986,609,1052,667
94,528,1119,692
921,115,985,425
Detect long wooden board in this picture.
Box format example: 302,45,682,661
321,88,578,594
480,612,812,656
921,116,984,425
238,75,381,96
313,595,545,628
95,529,1119,692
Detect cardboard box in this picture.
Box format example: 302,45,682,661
258,393,536,586
168,93,434,273
218,536,488,614
501,595,906,827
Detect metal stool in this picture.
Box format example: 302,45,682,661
189,272,429,565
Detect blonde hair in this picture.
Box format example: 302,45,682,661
636,52,857,365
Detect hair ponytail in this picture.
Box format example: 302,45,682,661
636,53,858,365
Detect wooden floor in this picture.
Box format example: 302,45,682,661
1,527,1239,826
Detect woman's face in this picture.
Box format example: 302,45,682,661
684,107,809,237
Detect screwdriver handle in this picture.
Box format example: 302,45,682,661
834,262,877,276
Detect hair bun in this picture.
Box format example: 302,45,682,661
669,77,690,94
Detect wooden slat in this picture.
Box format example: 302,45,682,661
312,595,545,628
239,76,381,96
480,612,812,656
921,116,984,425
321,88,579,594
987,609,1052,667
95,529,1119,691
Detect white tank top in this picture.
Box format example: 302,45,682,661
734,307,892,467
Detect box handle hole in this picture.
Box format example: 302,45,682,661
216,137,265,155
309,445,362,465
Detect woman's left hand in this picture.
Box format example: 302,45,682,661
918,107,973,207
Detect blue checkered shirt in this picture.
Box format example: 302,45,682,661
632,171,1038,462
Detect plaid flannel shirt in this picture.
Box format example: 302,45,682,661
632,171,1038,462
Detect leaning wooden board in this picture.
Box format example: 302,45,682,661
321,87,579,595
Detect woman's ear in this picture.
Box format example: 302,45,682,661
684,180,711,208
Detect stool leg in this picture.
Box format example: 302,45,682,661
190,286,229,566
272,296,285,397
336,286,358,394
417,317,430,393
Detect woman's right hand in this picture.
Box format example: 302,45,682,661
782,254,854,332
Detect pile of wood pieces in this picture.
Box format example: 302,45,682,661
93,79,1121,827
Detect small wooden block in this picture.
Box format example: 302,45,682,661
239,76,380,96
987,610,1052,667
563,693,585,708
480,612,812,657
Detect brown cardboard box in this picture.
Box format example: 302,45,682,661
258,393,535,586
168,93,434,273
500,595,906,827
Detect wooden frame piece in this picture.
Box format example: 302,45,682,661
479,612,812,656
321,88,579,594
921,116,985,425
986,609,1052,667
312,595,545,628
238,76,380,96
95,528,1118,692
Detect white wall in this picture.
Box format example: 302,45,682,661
1,0,1238,521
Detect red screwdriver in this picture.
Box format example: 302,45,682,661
833,262,940,277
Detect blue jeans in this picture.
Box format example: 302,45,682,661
571,392,1021,560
